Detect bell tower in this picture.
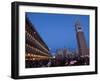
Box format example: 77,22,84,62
75,20,88,57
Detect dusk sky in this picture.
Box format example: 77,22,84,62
26,12,89,54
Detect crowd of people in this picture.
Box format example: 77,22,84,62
26,56,89,68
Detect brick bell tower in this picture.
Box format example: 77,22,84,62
75,20,88,57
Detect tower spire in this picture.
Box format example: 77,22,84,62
75,19,82,32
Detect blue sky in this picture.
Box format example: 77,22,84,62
26,12,89,53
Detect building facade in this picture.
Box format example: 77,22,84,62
25,16,51,68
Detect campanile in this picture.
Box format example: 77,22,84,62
75,20,88,57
